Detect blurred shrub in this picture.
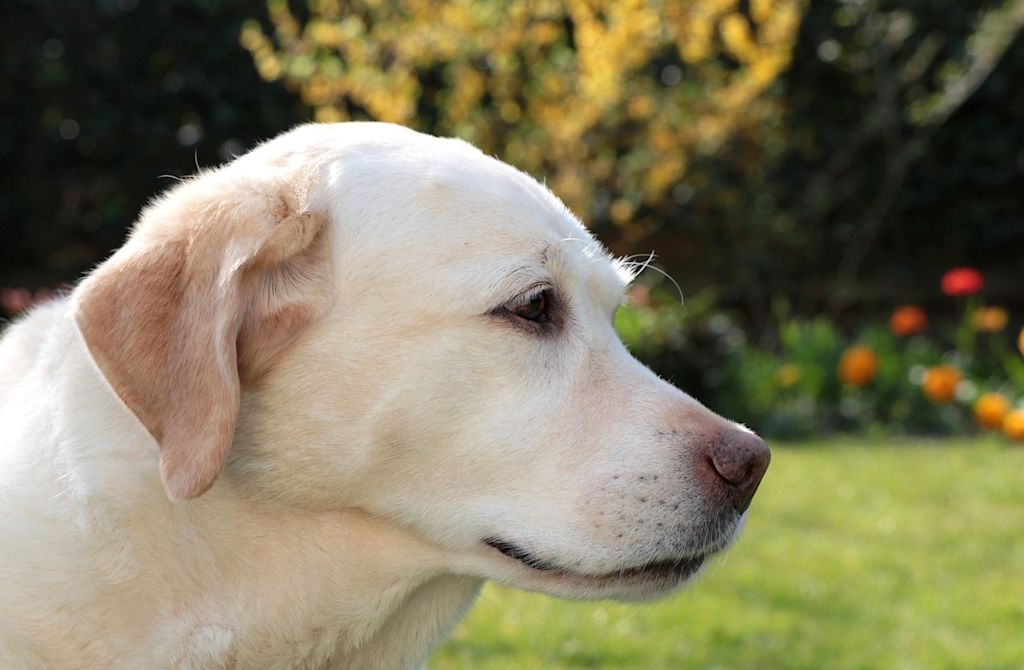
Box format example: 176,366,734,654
242,0,803,238
620,269,1024,441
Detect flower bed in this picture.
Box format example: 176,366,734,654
617,268,1024,441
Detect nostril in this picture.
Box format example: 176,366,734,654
708,430,771,511
709,443,748,485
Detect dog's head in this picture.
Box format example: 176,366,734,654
74,122,768,600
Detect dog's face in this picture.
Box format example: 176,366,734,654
76,123,768,602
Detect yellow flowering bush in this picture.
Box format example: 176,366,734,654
242,0,804,233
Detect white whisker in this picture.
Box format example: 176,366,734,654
617,252,684,306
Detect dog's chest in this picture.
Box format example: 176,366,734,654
171,574,483,670
176,621,348,670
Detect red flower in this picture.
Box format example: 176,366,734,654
941,268,984,296
1,287,32,315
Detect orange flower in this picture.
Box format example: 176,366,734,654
838,346,878,388
974,392,1010,429
1018,327,1024,357
941,267,984,296
921,365,962,405
972,306,1008,333
889,305,928,337
1004,409,1024,442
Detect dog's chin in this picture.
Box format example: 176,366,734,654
459,527,740,601
514,553,709,601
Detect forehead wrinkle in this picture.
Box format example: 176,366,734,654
479,223,626,312
548,239,628,312
483,243,553,305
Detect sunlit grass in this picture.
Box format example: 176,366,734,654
431,439,1024,669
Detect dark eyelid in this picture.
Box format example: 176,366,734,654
508,282,552,305
486,287,563,334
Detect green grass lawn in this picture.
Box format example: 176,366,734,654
431,439,1024,669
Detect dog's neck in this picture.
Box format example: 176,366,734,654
162,501,484,669
2,302,482,669
162,493,483,669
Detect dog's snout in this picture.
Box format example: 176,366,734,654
702,429,770,512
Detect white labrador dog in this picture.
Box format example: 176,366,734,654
0,123,769,669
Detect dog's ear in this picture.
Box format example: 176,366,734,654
74,171,331,500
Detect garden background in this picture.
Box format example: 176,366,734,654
2,0,1023,667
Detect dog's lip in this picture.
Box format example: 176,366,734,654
482,537,707,583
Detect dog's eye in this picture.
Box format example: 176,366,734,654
507,290,550,323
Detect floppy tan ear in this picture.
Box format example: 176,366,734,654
74,173,331,500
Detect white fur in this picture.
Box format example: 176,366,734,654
0,123,754,669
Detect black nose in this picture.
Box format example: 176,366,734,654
706,429,770,512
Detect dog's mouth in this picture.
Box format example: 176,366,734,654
482,537,708,585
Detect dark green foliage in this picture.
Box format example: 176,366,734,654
618,279,1022,439
645,0,1024,322
0,0,307,286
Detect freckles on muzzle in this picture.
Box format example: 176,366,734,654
582,426,770,557
583,472,734,559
